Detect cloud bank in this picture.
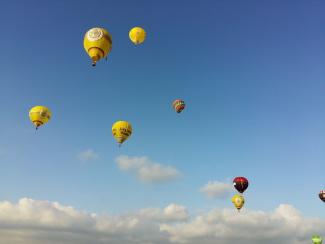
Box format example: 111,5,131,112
0,198,324,244
115,155,181,183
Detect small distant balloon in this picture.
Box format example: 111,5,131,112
312,235,323,244
233,177,249,194
112,121,132,146
83,27,112,66
172,99,185,113
231,194,245,211
129,27,146,45
29,106,51,130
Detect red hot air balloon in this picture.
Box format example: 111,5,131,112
172,99,185,113
233,177,249,194
319,190,325,202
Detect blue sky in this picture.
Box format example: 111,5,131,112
0,0,324,223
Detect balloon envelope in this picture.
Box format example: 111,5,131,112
83,27,112,66
112,121,132,145
129,27,146,45
231,194,245,211
172,99,185,113
233,177,249,193
29,106,51,129
312,235,322,244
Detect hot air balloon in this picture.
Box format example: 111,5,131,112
29,106,51,130
231,194,245,211
233,177,249,194
312,235,323,244
172,99,185,113
83,27,112,66
319,190,325,202
129,27,146,45
112,121,132,146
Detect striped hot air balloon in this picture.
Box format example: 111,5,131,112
172,99,185,113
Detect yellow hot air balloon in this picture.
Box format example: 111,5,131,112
29,106,51,130
129,27,146,45
83,27,112,66
112,121,132,146
231,194,245,211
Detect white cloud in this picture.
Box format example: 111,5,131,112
160,204,325,244
200,181,233,199
115,155,181,183
163,204,189,221
140,204,189,222
77,149,99,162
0,198,324,244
